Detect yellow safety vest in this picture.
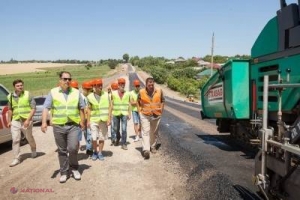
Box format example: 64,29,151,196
87,91,110,122
130,90,138,112
7,91,31,120
51,87,80,125
112,91,130,116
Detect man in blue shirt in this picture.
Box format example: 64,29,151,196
41,71,85,183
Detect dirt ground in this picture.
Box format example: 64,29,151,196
0,65,189,200
0,63,81,75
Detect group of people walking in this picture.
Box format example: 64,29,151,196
6,71,165,183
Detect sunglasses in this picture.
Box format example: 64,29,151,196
135,85,140,87
61,78,72,81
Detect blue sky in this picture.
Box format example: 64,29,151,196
0,0,288,61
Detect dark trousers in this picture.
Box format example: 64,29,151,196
53,124,80,175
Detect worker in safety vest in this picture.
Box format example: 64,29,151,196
7,79,37,167
130,79,142,142
109,82,118,145
137,77,165,159
86,79,111,161
81,80,94,156
41,71,85,183
70,80,83,151
111,78,131,150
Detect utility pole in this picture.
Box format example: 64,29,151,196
210,32,214,77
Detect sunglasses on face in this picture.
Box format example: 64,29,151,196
135,85,140,87
61,78,72,81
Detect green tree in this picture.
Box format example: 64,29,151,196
108,59,118,69
123,53,129,63
85,63,92,70
129,56,140,66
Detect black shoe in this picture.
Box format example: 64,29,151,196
143,151,150,159
115,140,120,146
86,150,93,156
111,140,116,146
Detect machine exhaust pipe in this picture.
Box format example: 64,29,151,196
280,0,287,9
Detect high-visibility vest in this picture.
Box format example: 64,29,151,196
7,91,31,120
139,88,163,116
87,92,110,122
112,91,130,116
81,93,88,118
51,87,80,125
130,90,138,112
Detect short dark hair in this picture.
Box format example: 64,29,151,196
59,71,71,78
145,77,154,85
12,79,24,86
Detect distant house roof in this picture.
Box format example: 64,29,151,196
211,63,221,69
165,61,175,64
198,60,210,65
175,57,185,62
192,57,201,62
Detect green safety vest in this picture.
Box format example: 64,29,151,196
7,91,31,120
112,91,130,116
87,91,110,122
130,90,138,112
51,87,80,125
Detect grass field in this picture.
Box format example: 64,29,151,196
0,64,115,96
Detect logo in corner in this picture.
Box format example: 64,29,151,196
10,187,18,194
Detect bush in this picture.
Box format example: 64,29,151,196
150,66,168,84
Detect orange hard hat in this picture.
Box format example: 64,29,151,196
93,79,103,86
82,80,93,89
118,78,126,84
133,79,140,86
111,82,118,90
70,80,79,89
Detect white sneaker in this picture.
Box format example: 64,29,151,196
9,159,20,167
59,175,67,183
134,135,140,142
31,151,37,158
72,170,81,180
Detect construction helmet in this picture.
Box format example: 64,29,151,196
111,82,118,90
93,79,103,86
118,78,126,84
133,79,140,86
70,80,79,89
82,80,93,89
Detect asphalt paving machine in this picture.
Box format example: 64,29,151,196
200,1,300,199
